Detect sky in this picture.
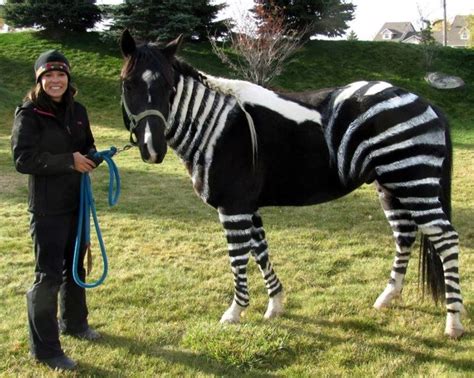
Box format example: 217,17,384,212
212,0,474,41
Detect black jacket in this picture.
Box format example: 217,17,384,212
11,101,95,215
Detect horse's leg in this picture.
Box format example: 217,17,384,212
416,220,464,338
377,185,464,337
250,212,284,319
218,210,253,323
374,183,417,308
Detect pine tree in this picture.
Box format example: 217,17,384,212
107,0,227,42
3,0,102,33
255,0,355,40
347,30,358,41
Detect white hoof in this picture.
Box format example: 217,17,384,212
220,301,245,324
264,291,284,319
373,285,401,310
445,311,464,339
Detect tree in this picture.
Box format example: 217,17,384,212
419,19,440,70
210,3,308,87
106,0,227,42
347,30,358,41
255,0,355,40
3,0,102,33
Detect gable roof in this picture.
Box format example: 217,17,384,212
374,15,471,47
432,15,470,47
373,22,416,42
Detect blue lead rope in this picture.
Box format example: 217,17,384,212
73,147,120,289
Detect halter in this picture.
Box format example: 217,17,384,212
121,90,169,145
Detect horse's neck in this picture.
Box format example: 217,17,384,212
166,74,236,162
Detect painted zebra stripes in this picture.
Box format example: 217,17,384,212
326,82,445,188
167,76,237,200
219,212,282,307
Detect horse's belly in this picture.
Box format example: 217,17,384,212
258,157,350,207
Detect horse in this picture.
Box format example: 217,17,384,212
119,29,465,338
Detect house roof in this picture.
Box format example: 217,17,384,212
373,22,416,41
432,15,470,47
374,15,471,47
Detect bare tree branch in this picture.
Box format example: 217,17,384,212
209,3,309,87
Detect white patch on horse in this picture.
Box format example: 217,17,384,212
143,121,158,162
204,74,322,125
142,69,160,103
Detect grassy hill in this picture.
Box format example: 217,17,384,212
1,32,473,129
0,32,473,376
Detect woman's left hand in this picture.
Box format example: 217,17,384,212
73,152,96,173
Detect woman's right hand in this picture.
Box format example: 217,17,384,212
73,152,96,173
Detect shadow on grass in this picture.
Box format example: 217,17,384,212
95,332,280,377
284,313,473,372
453,142,474,151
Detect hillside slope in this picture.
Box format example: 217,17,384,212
0,32,472,132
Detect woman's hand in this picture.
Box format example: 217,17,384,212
73,152,96,173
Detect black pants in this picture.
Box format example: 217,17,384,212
27,212,89,360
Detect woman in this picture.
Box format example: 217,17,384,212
11,50,102,371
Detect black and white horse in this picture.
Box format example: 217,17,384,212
119,30,465,338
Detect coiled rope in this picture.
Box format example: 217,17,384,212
72,146,128,288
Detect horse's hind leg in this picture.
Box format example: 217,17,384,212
375,183,464,337
218,210,253,323
374,183,418,309
417,220,464,338
250,212,284,319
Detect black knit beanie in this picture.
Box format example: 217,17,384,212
34,50,70,83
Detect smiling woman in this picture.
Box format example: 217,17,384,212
10,49,103,371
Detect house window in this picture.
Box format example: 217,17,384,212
460,31,469,40
383,31,392,40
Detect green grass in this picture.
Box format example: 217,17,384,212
0,32,473,376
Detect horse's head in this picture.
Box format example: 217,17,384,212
120,29,183,163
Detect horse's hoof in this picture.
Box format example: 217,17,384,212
444,327,464,339
373,288,401,310
219,315,240,324
264,291,284,319
220,301,245,324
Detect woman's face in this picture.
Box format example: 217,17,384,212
40,70,68,102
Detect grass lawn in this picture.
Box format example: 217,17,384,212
0,32,473,376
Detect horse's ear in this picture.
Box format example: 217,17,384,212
162,34,184,58
121,29,136,57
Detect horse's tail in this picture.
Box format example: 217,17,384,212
419,107,451,304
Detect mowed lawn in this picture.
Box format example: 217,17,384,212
0,32,473,376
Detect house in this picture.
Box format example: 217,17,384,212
432,15,471,48
374,15,471,48
373,22,419,43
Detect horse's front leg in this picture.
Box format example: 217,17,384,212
218,211,253,323
250,212,284,319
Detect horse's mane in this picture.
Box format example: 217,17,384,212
121,42,266,104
